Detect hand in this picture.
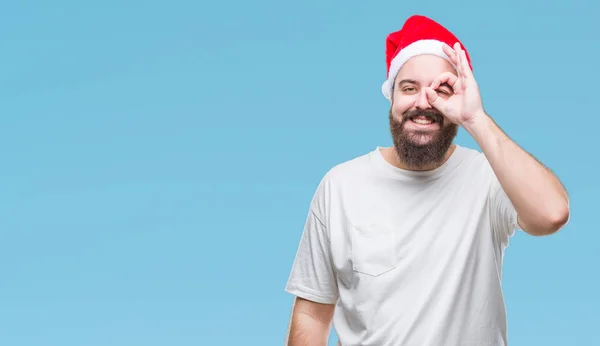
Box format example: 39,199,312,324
425,42,485,127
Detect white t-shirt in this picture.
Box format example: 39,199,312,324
285,145,520,346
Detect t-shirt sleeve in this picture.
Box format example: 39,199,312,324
488,164,520,247
285,181,339,305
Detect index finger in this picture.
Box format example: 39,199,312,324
442,43,457,65
430,71,459,90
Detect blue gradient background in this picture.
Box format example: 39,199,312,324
1,0,597,345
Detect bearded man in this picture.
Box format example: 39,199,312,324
284,15,570,346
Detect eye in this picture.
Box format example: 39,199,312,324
436,88,452,96
403,87,417,93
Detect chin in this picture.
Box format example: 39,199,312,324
405,132,439,146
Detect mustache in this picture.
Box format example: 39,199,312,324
403,109,444,125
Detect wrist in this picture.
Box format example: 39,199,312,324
462,110,491,137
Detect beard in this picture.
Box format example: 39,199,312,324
389,108,458,170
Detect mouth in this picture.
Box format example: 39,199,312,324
411,116,435,125
408,115,440,128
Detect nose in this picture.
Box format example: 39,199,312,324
415,88,432,110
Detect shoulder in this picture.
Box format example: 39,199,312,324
326,151,373,180
315,149,376,186
453,145,494,174
454,145,484,163
309,149,375,208
449,145,500,194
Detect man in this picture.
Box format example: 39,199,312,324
284,14,570,346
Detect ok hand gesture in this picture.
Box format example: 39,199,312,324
425,42,485,127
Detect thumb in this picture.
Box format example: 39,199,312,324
425,87,446,112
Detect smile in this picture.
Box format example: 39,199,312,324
409,115,439,127
412,117,434,125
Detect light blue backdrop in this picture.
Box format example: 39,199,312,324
1,0,597,345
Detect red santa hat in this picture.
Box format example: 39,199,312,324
381,15,472,100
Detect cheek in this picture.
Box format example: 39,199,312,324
392,99,412,117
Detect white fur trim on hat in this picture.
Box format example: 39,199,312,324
381,39,456,100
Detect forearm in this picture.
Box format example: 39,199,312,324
463,112,570,235
286,298,333,346
286,312,330,346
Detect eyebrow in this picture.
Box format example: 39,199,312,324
397,79,418,87
438,82,453,91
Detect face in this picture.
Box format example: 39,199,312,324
389,54,459,170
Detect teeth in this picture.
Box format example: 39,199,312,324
413,118,433,125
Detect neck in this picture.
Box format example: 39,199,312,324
381,144,456,171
